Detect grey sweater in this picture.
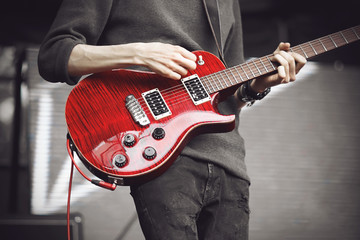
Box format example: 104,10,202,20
38,0,249,182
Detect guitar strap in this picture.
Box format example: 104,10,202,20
202,0,228,67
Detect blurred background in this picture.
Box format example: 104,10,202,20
0,0,359,239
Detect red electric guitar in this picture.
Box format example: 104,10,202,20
66,26,360,186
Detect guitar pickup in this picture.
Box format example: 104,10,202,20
181,74,211,105
142,88,172,120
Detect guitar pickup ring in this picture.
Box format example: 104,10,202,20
142,88,172,120
181,74,211,105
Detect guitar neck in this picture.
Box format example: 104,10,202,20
201,25,360,94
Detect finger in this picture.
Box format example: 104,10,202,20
173,46,197,70
156,54,191,77
274,42,291,54
280,42,291,51
152,43,196,72
175,45,197,62
165,59,189,77
273,53,290,83
152,57,192,80
277,66,287,82
174,55,197,71
146,60,183,80
279,50,296,81
291,52,307,73
158,65,182,80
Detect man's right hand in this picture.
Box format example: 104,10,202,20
68,42,197,80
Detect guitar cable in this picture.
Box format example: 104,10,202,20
66,136,116,240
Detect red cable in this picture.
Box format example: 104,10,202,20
67,157,74,240
66,138,116,189
66,139,91,182
66,137,116,239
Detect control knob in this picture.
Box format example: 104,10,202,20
143,147,156,160
113,154,127,168
123,134,136,147
152,128,165,140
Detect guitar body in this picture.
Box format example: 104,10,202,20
65,51,236,186
65,26,360,186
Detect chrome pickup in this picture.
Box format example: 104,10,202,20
181,74,211,105
125,94,150,126
142,88,171,120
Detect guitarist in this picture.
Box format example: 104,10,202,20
38,0,306,239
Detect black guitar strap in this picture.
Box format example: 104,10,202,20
202,0,228,67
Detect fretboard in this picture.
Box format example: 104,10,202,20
201,25,360,94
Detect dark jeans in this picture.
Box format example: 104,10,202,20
130,155,250,240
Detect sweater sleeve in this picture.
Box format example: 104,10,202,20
38,0,113,85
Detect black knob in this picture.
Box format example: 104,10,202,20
152,128,165,140
123,134,136,147
113,154,127,168
143,147,156,160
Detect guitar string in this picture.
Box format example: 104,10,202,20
292,28,360,57
139,48,337,114
80,29,360,127
80,27,360,126
136,66,265,115
73,26,360,130
135,67,245,106
136,53,276,105
137,44,323,114
138,26,360,105
136,67,248,109
138,66,261,116
110,27,360,116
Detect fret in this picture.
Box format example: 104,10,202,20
245,62,256,77
299,44,308,58
302,44,311,58
216,73,226,89
334,32,348,47
200,77,208,91
204,76,215,93
318,38,327,51
222,71,231,87
239,64,249,79
312,40,326,55
352,27,360,39
252,60,262,75
291,46,299,55
340,31,349,44
207,26,360,95
343,28,358,42
329,35,338,47
304,42,317,58
259,58,268,72
309,42,318,55
230,69,238,84
209,77,216,92
234,67,244,82
228,68,238,84
202,79,211,93
321,36,336,52
198,26,359,96
210,74,220,91
266,56,276,70
205,86,211,93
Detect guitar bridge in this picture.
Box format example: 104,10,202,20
125,94,150,126
182,74,211,105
